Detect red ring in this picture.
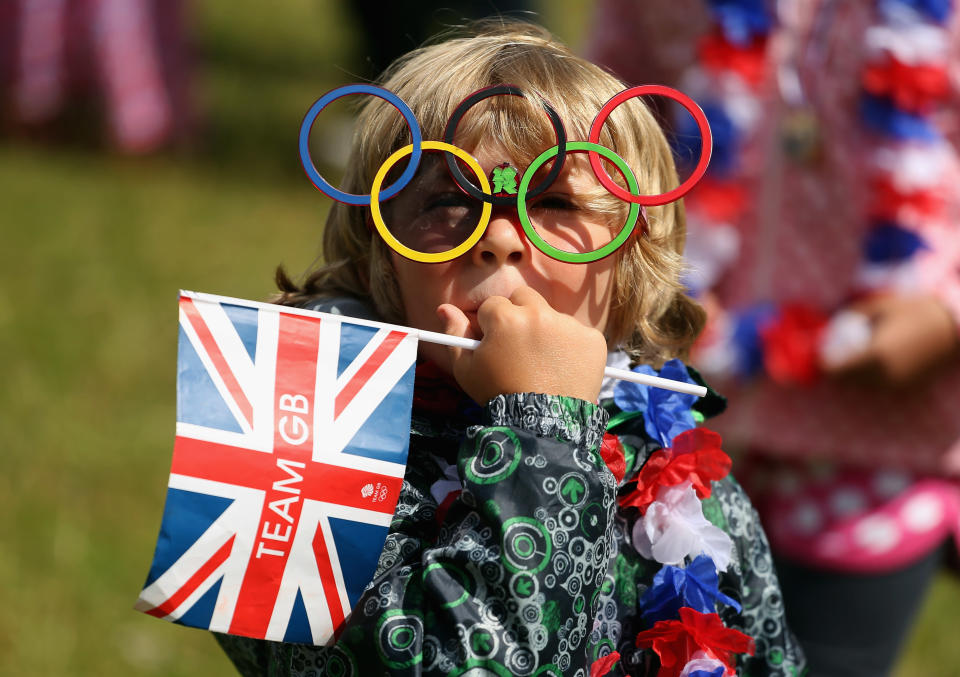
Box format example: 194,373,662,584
588,85,712,206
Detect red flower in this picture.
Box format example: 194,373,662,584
698,30,769,87
619,428,731,513
600,432,627,483
862,57,949,113
759,303,828,386
635,608,755,677
686,177,748,224
869,176,946,221
590,651,621,677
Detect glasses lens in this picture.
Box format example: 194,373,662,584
380,156,484,254
523,160,620,255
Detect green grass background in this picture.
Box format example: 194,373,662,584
2,1,957,674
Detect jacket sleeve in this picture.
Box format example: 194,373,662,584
706,477,808,676
217,392,615,676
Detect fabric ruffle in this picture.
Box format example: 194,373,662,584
485,392,609,451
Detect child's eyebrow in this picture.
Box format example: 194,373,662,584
408,156,460,190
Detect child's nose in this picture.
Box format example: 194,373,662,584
473,207,526,266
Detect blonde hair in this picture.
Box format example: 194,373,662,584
277,21,704,365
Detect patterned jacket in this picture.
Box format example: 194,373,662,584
215,369,805,676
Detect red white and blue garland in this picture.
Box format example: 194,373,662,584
681,0,956,385
595,359,755,677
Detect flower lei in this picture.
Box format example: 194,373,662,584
596,360,754,677
680,0,956,385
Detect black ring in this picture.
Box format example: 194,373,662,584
443,84,567,207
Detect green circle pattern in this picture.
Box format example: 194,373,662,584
592,639,615,662
389,627,414,649
375,610,424,669
501,517,553,574
467,427,523,484
324,645,357,677
423,562,472,609
579,501,606,539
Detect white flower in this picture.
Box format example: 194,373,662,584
684,220,741,294
871,144,950,192
819,311,872,368
865,22,948,63
632,481,733,571
680,651,728,677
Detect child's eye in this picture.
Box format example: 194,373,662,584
531,194,579,211
426,192,474,210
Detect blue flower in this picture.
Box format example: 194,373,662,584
674,101,740,178
878,0,952,24
731,303,777,378
640,555,742,625
863,222,929,263
860,95,941,142
687,666,726,677
706,0,774,45
613,359,698,447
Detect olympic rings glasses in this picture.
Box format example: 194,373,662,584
299,84,712,263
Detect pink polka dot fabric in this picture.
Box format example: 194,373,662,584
741,457,960,572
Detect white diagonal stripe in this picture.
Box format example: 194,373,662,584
179,305,254,435
137,476,263,628
327,332,417,459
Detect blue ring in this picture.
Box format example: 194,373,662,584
298,84,422,205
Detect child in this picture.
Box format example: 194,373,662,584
216,22,805,676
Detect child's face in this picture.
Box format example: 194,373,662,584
385,144,617,374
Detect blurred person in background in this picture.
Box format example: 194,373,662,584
588,0,960,674
345,0,536,79
311,1,536,167
2,0,194,153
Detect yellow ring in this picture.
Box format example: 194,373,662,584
370,141,493,263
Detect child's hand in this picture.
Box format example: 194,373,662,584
437,287,608,405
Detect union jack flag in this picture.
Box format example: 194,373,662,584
136,292,418,644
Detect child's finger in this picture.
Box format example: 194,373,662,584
476,295,511,329
436,303,471,362
846,294,893,321
509,286,549,309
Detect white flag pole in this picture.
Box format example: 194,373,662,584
408,332,707,398
182,291,708,398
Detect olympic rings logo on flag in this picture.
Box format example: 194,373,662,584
299,84,712,263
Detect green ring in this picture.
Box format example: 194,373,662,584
390,627,415,649
533,666,563,676
515,534,535,557
423,562,471,609
517,141,641,263
467,427,522,485
375,610,424,669
501,517,552,574
593,639,616,662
